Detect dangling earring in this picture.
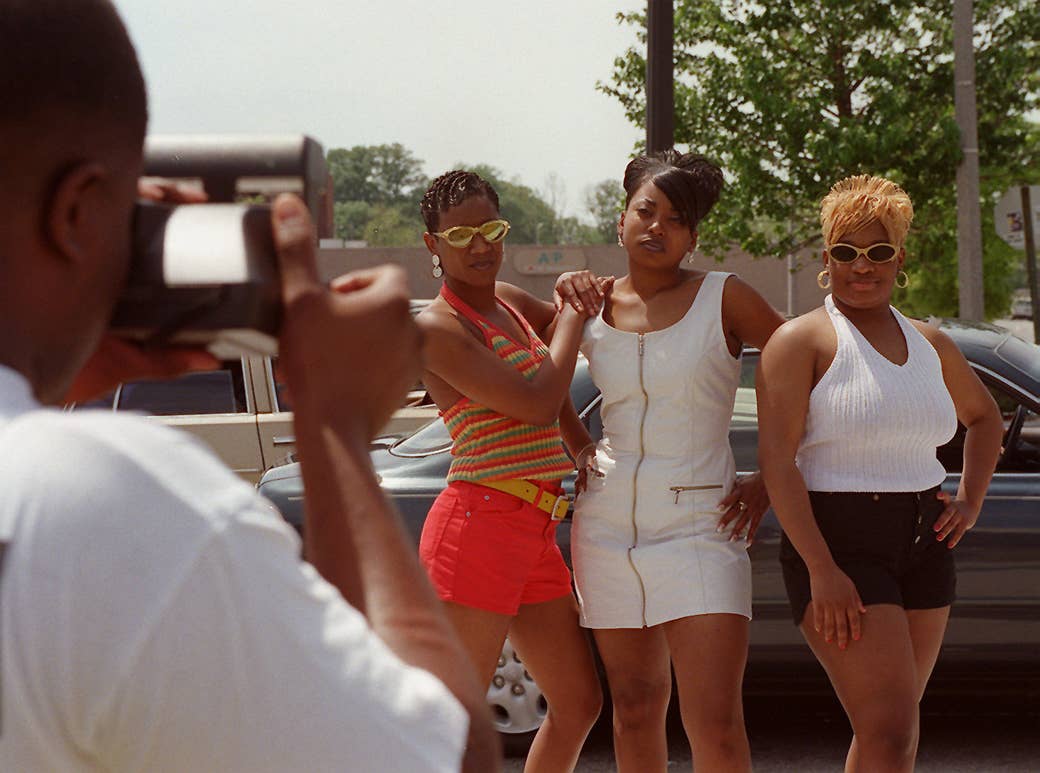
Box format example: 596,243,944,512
684,249,696,264
896,270,910,289
617,234,624,247
817,269,831,289
431,254,443,279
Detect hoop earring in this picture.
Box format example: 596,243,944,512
817,269,831,289
896,270,909,289
431,254,443,279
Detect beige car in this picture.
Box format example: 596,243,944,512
72,355,435,484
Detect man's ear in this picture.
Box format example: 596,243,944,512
43,161,108,264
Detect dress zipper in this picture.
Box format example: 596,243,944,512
627,333,649,627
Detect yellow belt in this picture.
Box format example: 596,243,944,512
475,479,571,520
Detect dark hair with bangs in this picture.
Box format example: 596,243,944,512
622,150,724,230
420,170,501,232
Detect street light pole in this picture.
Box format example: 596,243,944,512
646,0,674,154
953,0,985,319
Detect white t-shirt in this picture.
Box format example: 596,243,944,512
0,366,467,772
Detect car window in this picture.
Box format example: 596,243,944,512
937,378,1040,474
270,358,292,413
115,361,248,416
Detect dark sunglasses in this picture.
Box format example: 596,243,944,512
827,242,899,264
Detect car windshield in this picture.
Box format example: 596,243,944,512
995,335,1040,387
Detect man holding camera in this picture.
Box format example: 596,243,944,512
0,2,498,771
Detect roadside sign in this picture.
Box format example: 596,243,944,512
995,185,1040,249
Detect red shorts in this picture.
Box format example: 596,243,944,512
419,480,573,615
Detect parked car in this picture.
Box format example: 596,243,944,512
258,318,1040,750
1011,296,1034,320
70,354,436,484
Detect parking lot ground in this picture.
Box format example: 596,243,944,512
504,694,1040,771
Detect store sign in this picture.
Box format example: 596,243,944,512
512,246,588,275
994,186,1040,250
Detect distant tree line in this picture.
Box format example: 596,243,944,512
326,143,622,247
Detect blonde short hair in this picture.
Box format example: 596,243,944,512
820,175,914,246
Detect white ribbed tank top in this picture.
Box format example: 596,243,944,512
796,295,958,492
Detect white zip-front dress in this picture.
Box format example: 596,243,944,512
572,271,753,628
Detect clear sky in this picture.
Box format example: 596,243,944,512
114,0,647,219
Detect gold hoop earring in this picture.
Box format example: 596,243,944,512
817,269,831,290
431,254,443,279
896,270,909,289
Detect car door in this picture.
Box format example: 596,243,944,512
113,359,269,483
936,371,1040,675
246,356,297,474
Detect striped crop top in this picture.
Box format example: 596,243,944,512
439,284,575,484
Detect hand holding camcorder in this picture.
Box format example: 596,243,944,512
109,135,331,359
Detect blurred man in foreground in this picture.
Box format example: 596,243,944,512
0,1,498,770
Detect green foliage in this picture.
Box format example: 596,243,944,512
462,163,560,243
362,205,424,247
326,146,606,246
333,200,372,241
326,143,428,206
585,179,625,243
603,0,1040,317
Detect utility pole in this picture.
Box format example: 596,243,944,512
953,0,985,319
646,0,674,154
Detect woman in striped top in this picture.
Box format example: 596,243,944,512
415,170,603,771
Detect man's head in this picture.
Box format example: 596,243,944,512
0,0,147,402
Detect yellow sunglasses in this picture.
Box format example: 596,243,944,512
434,219,510,248
827,242,899,263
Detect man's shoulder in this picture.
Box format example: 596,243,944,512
3,408,254,519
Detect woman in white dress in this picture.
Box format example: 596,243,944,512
555,150,783,772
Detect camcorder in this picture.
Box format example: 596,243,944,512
109,135,331,359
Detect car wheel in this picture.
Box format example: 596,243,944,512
487,636,545,756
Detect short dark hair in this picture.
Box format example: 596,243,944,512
622,150,724,229
0,0,147,168
420,171,500,232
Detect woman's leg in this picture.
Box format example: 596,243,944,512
591,626,672,772
843,606,951,769
801,602,922,773
443,601,513,686
663,613,751,773
508,594,603,773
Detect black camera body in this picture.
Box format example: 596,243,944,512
109,135,329,359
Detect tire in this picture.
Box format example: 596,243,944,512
487,637,546,757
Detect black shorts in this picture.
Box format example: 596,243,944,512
779,486,956,626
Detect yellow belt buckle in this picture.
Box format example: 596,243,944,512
550,493,570,521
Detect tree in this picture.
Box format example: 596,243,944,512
465,163,560,244
333,200,372,241
585,179,625,244
602,0,1040,316
362,205,424,247
326,143,428,206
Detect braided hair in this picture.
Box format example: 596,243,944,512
420,170,500,232
622,150,724,230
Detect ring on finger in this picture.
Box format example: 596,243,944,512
737,501,748,512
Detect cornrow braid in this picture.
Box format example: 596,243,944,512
420,170,500,232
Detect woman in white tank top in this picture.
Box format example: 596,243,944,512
555,151,784,772
757,175,1003,772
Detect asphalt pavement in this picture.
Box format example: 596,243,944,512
503,696,1040,771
